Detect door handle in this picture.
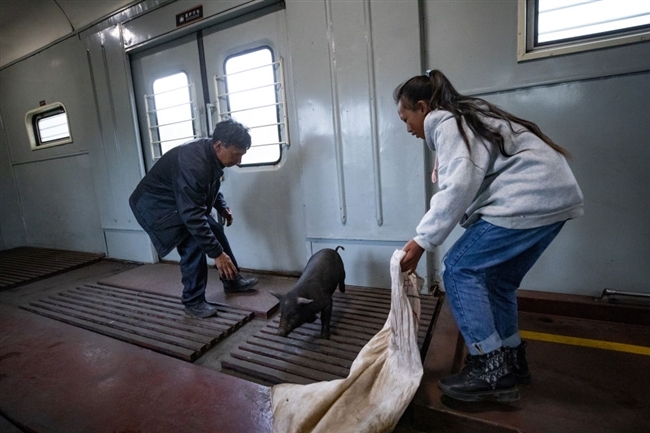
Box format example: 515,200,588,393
206,103,216,134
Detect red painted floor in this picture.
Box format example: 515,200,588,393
1,259,649,433
0,304,273,433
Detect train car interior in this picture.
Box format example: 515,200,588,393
1,1,648,432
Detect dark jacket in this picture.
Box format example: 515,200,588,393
129,138,228,258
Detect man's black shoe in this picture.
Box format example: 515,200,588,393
223,275,259,294
184,301,218,318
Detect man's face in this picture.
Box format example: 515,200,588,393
214,141,247,167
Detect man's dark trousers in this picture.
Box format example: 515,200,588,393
177,215,238,306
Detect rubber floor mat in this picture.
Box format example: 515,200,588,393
0,247,103,290
221,286,440,385
21,283,254,361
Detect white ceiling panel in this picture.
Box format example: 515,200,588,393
56,0,135,29
0,0,138,68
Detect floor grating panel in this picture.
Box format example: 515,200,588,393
0,247,104,290
222,286,440,385
21,284,254,361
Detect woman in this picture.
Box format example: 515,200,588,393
394,70,583,402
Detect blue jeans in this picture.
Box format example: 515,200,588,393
443,218,564,355
176,215,239,306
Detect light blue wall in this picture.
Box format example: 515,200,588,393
0,36,105,253
285,0,428,287
81,0,428,288
423,0,650,295
0,111,26,249
84,25,155,262
1,0,647,295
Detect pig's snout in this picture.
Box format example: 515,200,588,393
276,317,293,337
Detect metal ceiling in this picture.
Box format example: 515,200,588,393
0,0,138,68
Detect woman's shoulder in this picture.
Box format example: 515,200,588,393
425,109,454,130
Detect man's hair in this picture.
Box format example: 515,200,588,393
212,118,252,150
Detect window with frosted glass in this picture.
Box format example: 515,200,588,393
25,103,72,150
146,72,197,157
518,0,650,61
218,47,286,166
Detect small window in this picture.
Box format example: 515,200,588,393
144,72,198,158
518,0,650,61
215,47,288,166
25,103,72,150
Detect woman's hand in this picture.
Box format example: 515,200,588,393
401,239,425,273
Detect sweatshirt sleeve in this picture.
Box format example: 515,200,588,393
413,113,487,251
414,157,485,250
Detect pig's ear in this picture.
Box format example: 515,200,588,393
297,297,314,305
270,291,283,300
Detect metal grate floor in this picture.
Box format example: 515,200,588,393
21,283,254,361
0,247,104,290
222,286,440,385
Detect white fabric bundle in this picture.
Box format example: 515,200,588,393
271,249,424,433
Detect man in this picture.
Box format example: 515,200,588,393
129,118,258,319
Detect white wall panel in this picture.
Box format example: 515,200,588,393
13,155,105,252
0,37,97,165
423,0,650,94
0,36,105,253
286,0,427,287
104,228,156,263
0,114,26,249
84,25,156,261
503,75,649,294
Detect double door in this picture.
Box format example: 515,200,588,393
130,8,307,273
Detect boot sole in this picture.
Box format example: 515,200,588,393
515,373,531,384
438,383,520,402
183,307,218,319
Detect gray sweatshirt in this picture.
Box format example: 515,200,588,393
413,110,584,252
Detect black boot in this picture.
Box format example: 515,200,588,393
184,301,218,318
438,348,519,402
504,341,531,384
222,274,259,294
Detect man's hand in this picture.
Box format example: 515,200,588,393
220,208,234,226
215,252,238,280
401,239,425,274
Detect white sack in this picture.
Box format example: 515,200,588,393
271,249,424,433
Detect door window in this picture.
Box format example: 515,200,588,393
145,72,198,157
215,47,287,166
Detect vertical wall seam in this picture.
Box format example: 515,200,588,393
363,0,383,226
101,39,124,221
87,48,118,223
418,0,436,289
325,0,347,225
0,111,29,243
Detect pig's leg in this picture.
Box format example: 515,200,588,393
320,301,333,339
